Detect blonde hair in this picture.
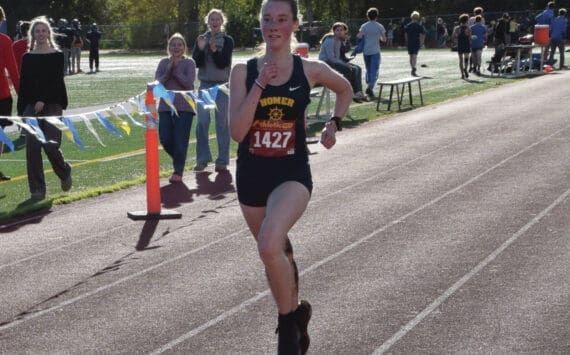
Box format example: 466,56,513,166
166,32,187,56
28,16,59,50
411,11,420,21
0,6,5,21
205,8,226,32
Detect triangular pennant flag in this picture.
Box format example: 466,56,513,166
44,116,70,132
81,115,106,146
25,118,48,143
180,92,197,113
118,104,145,127
152,82,169,100
218,83,230,96
62,117,86,150
95,112,122,137
208,85,219,102
48,117,76,145
0,126,14,152
136,95,148,114
200,89,216,110
11,118,43,142
107,110,131,135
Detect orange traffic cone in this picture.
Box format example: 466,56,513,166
128,83,182,220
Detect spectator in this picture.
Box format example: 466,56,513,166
154,33,196,183
470,15,487,75
319,22,366,102
70,19,83,73
468,7,486,26
192,8,233,172
452,13,472,79
85,23,101,73
490,12,510,71
0,30,20,181
12,21,30,72
17,16,72,201
357,7,386,100
404,11,426,77
536,1,556,26
0,6,7,35
509,15,520,44
386,22,394,47
55,18,72,75
548,8,567,70
228,0,351,352
468,7,485,71
436,17,448,48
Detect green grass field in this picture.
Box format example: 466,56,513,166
0,47,531,221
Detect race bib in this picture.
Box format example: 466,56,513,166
249,119,295,157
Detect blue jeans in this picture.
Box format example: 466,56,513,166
195,82,230,167
364,53,381,90
159,110,194,175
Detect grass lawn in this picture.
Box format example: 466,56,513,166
0,47,534,221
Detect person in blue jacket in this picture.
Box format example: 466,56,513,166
470,15,487,75
536,1,556,26
548,8,567,70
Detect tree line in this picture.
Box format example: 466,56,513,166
1,0,565,48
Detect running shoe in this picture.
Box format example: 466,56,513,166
193,162,207,172
295,300,312,354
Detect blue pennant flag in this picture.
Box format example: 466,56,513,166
95,112,122,137
208,86,219,102
0,127,14,152
25,118,47,143
200,90,215,105
153,83,169,100
62,117,86,150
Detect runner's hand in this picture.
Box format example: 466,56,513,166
320,121,337,149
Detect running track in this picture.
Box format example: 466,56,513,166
1,71,569,354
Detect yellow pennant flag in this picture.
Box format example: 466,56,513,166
44,116,75,143
107,110,131,136
181,92,197,113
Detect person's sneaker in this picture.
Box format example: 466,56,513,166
276,312,301,355
365,88,376,100
30,191,46,201
0,171,10,181
214,164,228,172
294,300,312,355
61,174,72,192
168,173,183,183
194,162,207,172
411,67,417,76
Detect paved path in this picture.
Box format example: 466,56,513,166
1,71,569,354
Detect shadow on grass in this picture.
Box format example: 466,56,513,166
0,200,52,232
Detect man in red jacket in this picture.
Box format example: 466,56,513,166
0,32,20,181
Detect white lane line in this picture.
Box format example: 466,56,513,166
0,229,245,333
0,222,137,271
2,124,566,346
372,186,570,355
149,127,569,354
0,143,455,331
0,142,451,270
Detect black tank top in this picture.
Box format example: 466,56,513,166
238,55,311,164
